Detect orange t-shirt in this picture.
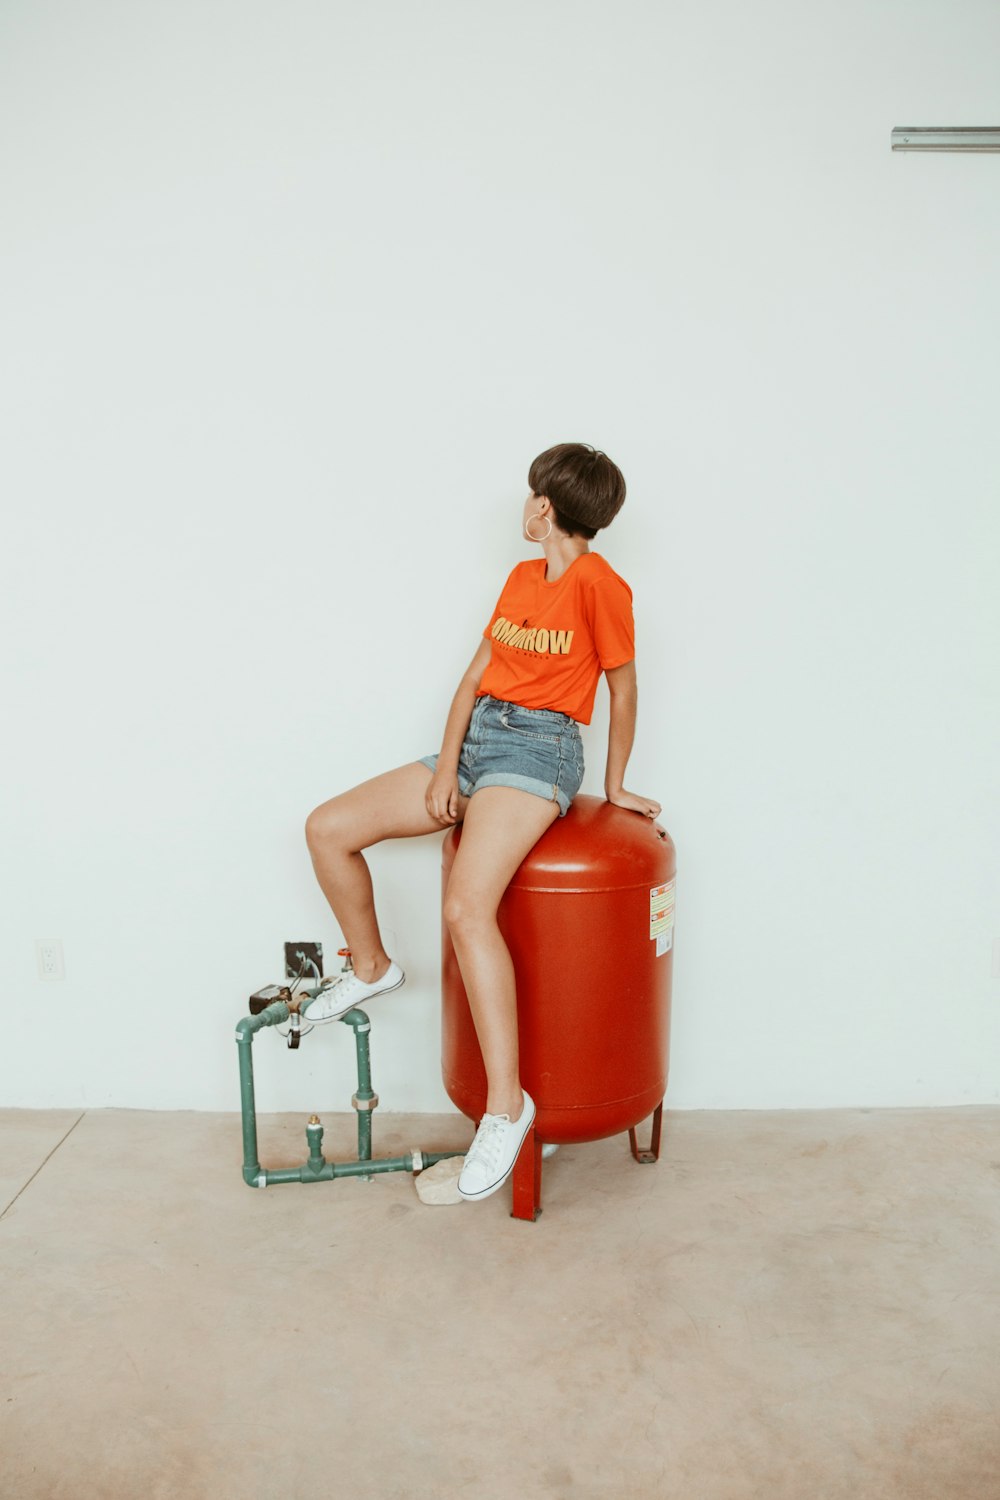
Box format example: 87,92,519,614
476,551,634,725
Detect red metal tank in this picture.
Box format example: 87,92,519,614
440,793,676,1218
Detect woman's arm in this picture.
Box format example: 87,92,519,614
426,638,492,823
604,660,663,826
437,639,491,772
604,660,637,797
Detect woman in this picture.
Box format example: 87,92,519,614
303,442,662,1202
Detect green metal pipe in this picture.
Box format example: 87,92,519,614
235,1000,290,1185
235,1000,290,1039
260,1156,416,1184
235,999,465,1190
250,1151,466,1187
344,1012,375,1162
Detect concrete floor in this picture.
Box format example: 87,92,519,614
2,1104,999,1500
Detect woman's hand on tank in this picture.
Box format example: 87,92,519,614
426,770,461,824
606,787,662,823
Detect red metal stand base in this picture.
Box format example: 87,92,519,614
510,1122,543,1221
509,1103,666,1221
628,1102,664,1164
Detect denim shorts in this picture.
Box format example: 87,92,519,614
419,693,585,817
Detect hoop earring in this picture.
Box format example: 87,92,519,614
525,513,552,542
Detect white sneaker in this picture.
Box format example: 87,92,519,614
302,961,406,1024
457,1089,536,1201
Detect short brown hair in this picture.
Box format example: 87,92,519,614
527,443,626,539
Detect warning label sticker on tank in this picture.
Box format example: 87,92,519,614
650,880,675,954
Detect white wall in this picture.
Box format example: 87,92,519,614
2,0,998,1114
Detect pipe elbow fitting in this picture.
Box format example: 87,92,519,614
235,1000,290,1042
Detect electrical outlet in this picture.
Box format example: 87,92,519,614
36,939,65,981
284,942,324,982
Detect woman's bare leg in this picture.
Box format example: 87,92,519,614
442,786,560,1119
305,762,469,982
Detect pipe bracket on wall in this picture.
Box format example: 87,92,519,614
891,127,1000,153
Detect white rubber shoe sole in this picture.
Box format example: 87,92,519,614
302,962,406,1024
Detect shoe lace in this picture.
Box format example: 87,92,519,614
465,1114,509,1172
306,973,350,1013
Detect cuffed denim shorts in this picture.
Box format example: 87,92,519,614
418,693,585,818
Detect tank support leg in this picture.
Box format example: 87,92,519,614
629,1102,663,1164
510,1121,543,1222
